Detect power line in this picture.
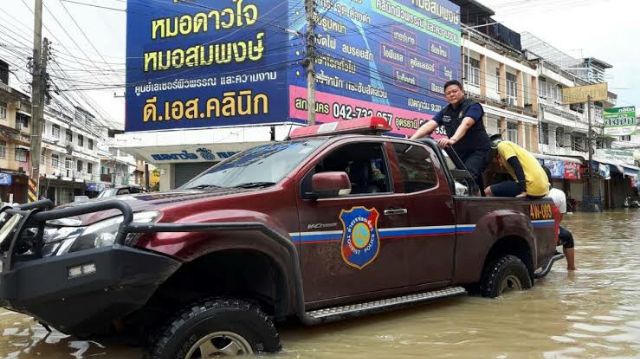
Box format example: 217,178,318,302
59,0,125,12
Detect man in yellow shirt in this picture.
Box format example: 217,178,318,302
485,135,550,198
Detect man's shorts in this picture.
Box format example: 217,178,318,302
558,226,574,249
489,181,522,197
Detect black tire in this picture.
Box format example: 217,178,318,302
480,255,532,298
149,298,281,358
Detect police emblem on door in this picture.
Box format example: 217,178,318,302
340,207,380,269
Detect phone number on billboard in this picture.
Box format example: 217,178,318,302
332,103,393,123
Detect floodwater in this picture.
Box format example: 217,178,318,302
1,210,640,358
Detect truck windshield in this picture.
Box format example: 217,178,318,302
182,139,326,189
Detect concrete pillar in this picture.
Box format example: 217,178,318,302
158,163,174,192
530,76,539,110
517,121,525,147
498,117,507,136
531,124,540,153
479,54,487,98
516,70,524,108
499,64,507,100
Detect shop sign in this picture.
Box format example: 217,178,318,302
597,149,635,165
562,83,608,104
543,160,564,179
564,162,581,180
603,106,636,136
150,148,237,163
598,163,611,180
0,173,12,186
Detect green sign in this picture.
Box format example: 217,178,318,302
604,106,637,136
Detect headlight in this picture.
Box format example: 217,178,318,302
42,211,160,256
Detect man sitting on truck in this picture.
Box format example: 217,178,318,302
485,134,550,199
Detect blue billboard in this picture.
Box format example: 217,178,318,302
126,0,461,134
287,0,461,136
126,0,295,132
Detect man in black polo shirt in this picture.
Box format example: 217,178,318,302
410,80,491,188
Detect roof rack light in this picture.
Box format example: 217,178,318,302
289,117,392,139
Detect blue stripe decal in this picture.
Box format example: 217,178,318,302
290,224,477,243
532,219,555,228
289,219,555,243
290,220,554,243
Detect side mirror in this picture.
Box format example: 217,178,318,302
311,172,351,198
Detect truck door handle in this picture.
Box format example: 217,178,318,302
384,208,407,216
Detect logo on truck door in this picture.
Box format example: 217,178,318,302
340,207,380,269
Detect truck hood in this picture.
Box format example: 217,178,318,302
53,188,250,226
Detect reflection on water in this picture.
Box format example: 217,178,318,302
1,210,640,358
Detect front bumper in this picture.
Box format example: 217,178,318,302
0,245,180,336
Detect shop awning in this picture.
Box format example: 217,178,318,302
622,165,640,177
592,157,625,175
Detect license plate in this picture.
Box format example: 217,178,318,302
0,214,23,247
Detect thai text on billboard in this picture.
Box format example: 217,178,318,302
288,0,461,136
125,0,461,134
126,0,293,132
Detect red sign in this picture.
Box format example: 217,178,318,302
564,162,581,180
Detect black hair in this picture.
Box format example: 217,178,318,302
542,165,552,182
443,80,463,92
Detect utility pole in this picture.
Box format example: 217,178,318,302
28,0,48,202
585,94,597,211
304,0,316,126
144,162,150,191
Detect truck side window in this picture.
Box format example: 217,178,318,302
393,143,437,193
303,142,391,196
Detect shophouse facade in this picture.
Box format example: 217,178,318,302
39,103,103,204
0,60,31,204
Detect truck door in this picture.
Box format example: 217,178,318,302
295,141,411,304
389,142,457,286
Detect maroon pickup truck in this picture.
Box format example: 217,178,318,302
0,117,561,358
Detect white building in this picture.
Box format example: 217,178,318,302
521,32,638,208
99,129,138,188
453,0,540,152
40,103,102,204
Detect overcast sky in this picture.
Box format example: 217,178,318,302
0,0,126,127
0,0,637,127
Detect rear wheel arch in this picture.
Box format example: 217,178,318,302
483,235,534,278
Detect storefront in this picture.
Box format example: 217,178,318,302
536,154,584,211
0,171,28,204
592,159,640,209
39,175,87,206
